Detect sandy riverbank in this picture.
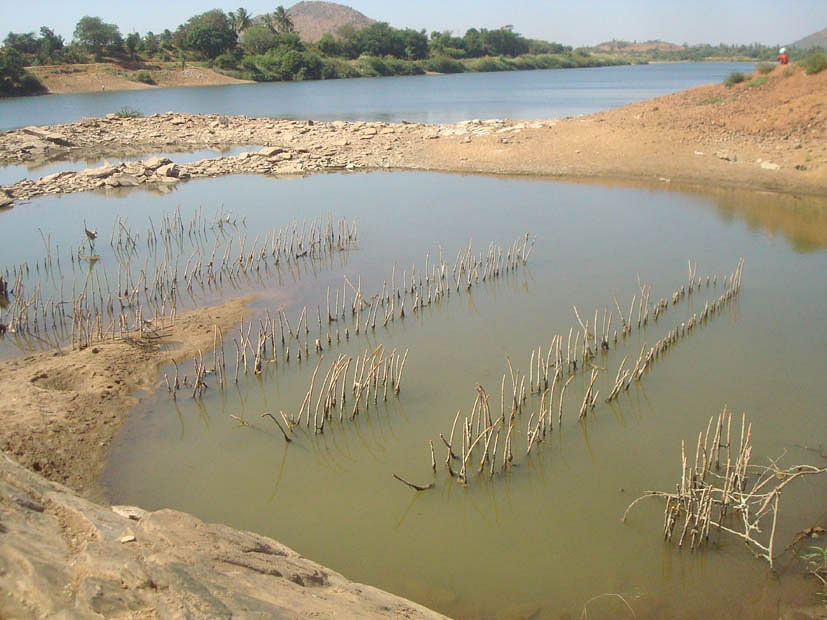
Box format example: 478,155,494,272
27,63,252,95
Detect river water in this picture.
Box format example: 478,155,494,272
0,62,753,131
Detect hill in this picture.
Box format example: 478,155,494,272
592,39,685,54
791,27,827,49
286,1,375,42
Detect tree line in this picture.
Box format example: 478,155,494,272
2,6,627,94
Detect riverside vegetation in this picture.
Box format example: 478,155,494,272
1,6,631,96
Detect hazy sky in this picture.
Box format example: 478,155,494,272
1,0,824,47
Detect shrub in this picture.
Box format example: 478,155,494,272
320,58,359,79
115,105,143,118
699,96,726,105
747,76,768,88
465,56,510,72
800,51,827,75
756,62,774,74
356,55,391,77
423,55,464,74
134,70,154,84
381,56,425,76
724,71,745,87
213,53,238,70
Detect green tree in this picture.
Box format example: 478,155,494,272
400,29,428,60
316,33,340,57
4,32,39,55
159,29,173,50
241,24,279,55
143,32,159,56
38,27,65,61
0,47,43,96
358,22,404,57
463,28,484,57
178,10,236,59
74,16,122,60
230,8,252,34
125,32,141,60
273,5,295,34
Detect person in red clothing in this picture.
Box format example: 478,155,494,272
777,47,789,65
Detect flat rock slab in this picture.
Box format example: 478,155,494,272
0,451,449,619
21,126,74,147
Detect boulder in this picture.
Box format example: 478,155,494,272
0,451,450,619
82,164,118,179
113,174,140,187
21,126,74,147
143,157,171,171
156,163,179,178
258,146,284,157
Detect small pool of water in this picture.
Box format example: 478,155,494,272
0,145,257,187
1,172,825,619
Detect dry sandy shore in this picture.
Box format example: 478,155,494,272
27,63,252,95
0,63,825,619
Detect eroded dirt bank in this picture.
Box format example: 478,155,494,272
27,63,252,95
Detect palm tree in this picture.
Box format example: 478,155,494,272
273,5,295,34
230,8,252,35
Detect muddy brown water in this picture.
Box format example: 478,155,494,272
1,172,825,618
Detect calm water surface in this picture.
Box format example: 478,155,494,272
1,172,823,619
0,62,754,131
0,145,257,187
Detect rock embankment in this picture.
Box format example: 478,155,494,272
0,113,551,205
0,451,448,619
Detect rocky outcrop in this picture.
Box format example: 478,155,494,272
0,114,551,205
0,451,448,619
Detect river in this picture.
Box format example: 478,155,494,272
0,62,753,131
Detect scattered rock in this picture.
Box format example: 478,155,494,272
760,161,780,170
82,164,118,179
156,163,179,178
258,146,284,157
143,157,171,171
21,126,74,147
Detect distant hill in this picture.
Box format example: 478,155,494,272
592,39,685,54
791,27,827,50
286,1,375,42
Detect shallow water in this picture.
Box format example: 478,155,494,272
0,62,754,131
0,145,256,187
1,173,825,618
